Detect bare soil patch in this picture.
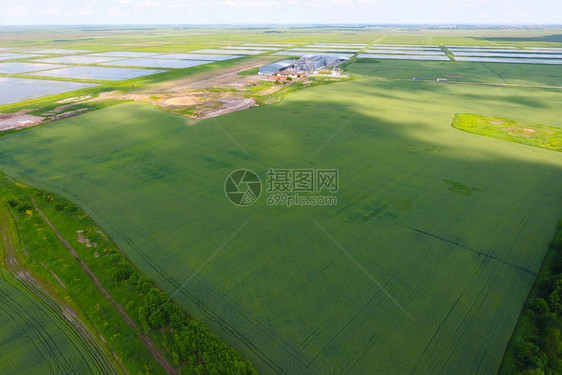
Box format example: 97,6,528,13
87,56,288,119
199,97,257,119
164,96,198,106
0,110,44,131
77,230,97,248
142,55,279,93
4,56,302,126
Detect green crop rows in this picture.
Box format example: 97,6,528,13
0,269,108,374
0,55,561,375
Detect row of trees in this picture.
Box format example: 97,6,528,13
513,223,562,375
29,186,257,374
110,254,257,374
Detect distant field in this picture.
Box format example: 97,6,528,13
349,58,562,86
0,77,97,105
2,26,562,110
0,58,561,374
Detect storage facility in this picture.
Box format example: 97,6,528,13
296,55,346,71
258,60,295,75
259,55,348,80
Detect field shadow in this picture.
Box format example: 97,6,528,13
0,98,561,375
458,93,548,108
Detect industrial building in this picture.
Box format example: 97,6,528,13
258,60,295,75
296,55,345,71
259,55,348,80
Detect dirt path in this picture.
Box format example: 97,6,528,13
144,55,279,93
31,200,178,375
0,56,282,131
0,206,124,375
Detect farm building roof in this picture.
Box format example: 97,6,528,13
259,60,295,74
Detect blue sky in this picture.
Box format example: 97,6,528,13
1,0,561,25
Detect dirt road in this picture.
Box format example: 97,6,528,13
0,206,124,375
145,55,280,93
31,200,178,375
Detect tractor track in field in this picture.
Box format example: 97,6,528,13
368,76,562,89
428,168,559,375
65,192,298,375
30,199,178,375
0,206,124,375
400,223,536,276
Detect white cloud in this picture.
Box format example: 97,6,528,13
166,0,193,8
138,0,162,7
0,0,560,25
78,2,95,15
209,0,283,7
5,5,33,15
331,0,355,6
108,6,123,14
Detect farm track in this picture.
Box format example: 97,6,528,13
0,206,123,375
366,75,562,89
144,55,281,93
29,199,178,375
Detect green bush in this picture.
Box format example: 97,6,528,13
16,202,32,213
505,222,562,374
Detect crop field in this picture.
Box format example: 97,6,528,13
364,50,445,55
0,270,105,374
0,77,97,105
451,52,562,58
194,49,267,55
350,59,562,86
89,51,161,58
358,54,451,61
0,53,42,60
154,53,243,61
273,51,356,58
27,49,92,54
101,58,211,69
453,57,562,64
290,48,361,53
32,55,124,64
0,54,561,375
0,62,66,74
223,47,282,51
24,65,168,81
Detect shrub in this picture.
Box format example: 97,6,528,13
16,202,33,213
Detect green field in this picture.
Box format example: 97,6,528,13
0,269,108,374
0,57,561,375
452,113,562,152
